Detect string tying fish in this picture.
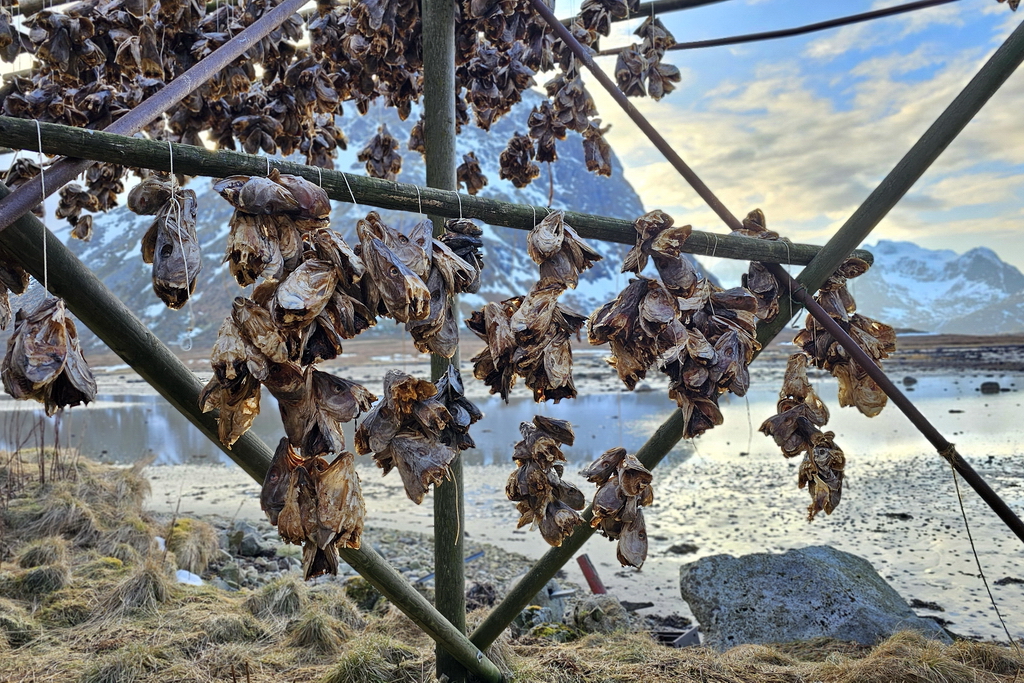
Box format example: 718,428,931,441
168,140,195,352
34,120,48,295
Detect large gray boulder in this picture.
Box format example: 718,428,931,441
678,545,950,650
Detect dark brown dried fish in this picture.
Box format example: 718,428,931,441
260,437,302,526
583,447,653,567
1,298,97,416
456,151,488,195
506,416,582,547
358,124,403,180
313,451,365,550
354,370,458,504
498,132,540,188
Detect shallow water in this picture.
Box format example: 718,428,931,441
4,370,1023,642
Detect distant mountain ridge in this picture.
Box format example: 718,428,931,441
45,90,718,353
850,240,1024,334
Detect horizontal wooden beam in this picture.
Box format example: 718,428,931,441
0,116,872,266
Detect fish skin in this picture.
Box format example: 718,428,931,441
260,437,301,526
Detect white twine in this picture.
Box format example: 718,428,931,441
34,120,48,295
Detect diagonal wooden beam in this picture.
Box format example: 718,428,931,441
0,178,503,682
0,116,873,267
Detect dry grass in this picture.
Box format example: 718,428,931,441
99,559,174,616
165,518,218,575
17,536,70,568
1,455,1022,683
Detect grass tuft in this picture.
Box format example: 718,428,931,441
286,608,349,655
78,643,164,683
17,563,70,596
18,536,70,568
202,613,268,644
244,576,307,620
319,633,419,683
100,559,173,616
27,489,101,546
106,543,142,566
0,598,39,648
165,517,218,575
310,583,366,629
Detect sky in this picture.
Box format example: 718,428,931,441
562,0,1024,274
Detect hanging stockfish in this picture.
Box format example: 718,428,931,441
760,354,845,521
127,174,202,309
456,152,488,195
358,124,403,180
582,447,653,567
498,132,540,188
792,257,895,417
354,370,460,505
213,169,331,287
355,212,431,324
591,210,760,439
56,183,99,240
1,298,97,416
731,209,785,323
433,364,483,452
505,416,585,547
261,437,366,579
442,218,484,294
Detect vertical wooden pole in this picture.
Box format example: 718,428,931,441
421,1,466,681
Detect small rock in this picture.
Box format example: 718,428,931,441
219,562,241,585
573,595,630,634
209,577,236,592
466,582,498,610
238,533,268,558
909,599,944,612
994,576,1024,586
902,376,918,387
980,381,1001,394
635,382,653,393
667,542,699,555
528,622,575,642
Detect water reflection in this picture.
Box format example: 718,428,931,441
0,371,1019,467
0,389,692,467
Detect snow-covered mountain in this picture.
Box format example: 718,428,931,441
49,90,713,352
849,240,1024,334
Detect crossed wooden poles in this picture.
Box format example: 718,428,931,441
0,2,1022,681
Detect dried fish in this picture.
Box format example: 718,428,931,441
354,370,459,504
456,151,488,195
1,298,97,416
498,132,540,188
583,447,653,567
358,124,403,180
506,416,583,547
260,437,302,526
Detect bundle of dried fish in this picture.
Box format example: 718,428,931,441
592,210,760,438
582,119,612,176
1,298,97,416
526,210,601,288
56,183,99,239
729,209,786,323
405,238,477,358
466,282,586,403
261,438,366,579
544,71,597,134
433,364,483,451
4,159,44,218
615,46,648,97
588,276,678,390
792,257,895,418
128,174,202,309
354,370,460,505
441,218,484,294
358,124,403,180
498,132,540,188
214,170,331,287
582,446,653,567
505,416,584,547
527,100,566,163
355,213,431,324
456,152,488,195
760,354,845,520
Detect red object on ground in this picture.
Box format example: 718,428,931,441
577,554,607,594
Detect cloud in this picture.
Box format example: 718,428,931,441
804,0,966,60
591,31,1024,268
